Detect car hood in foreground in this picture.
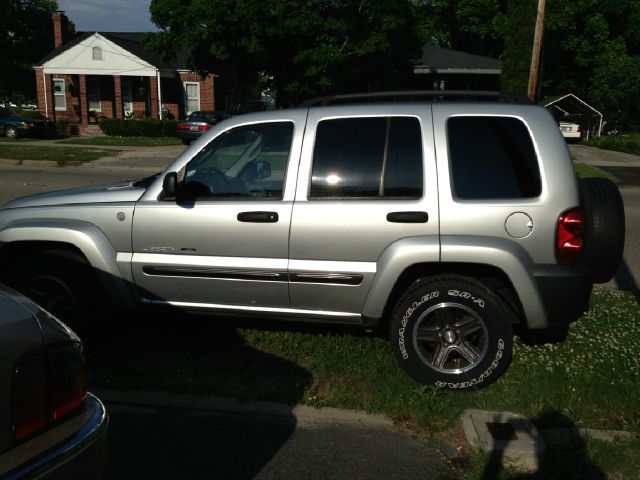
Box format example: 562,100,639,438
2,179,150,210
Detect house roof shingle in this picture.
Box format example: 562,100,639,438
414,45,501,72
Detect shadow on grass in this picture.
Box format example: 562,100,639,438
480,411,606,480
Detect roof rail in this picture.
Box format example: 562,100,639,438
299,90,530,107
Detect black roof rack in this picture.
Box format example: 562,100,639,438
299,90,530,107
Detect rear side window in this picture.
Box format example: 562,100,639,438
310,117,423,199
447,116,541,199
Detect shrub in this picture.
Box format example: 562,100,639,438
16,108,45,120
98,118,178,137
53,120,70,138
587,134,640,156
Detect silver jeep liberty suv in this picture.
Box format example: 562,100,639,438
0,91,625,390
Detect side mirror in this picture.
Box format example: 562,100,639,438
162,172,177,198
256,161,271,180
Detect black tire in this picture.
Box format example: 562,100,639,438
390,276,513,391
3,250,102,334
181,138,191,145
579,178,625,283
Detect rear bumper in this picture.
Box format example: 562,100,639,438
534,264,593,327
1,393,108,480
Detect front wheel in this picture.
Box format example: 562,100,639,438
390,276,513,391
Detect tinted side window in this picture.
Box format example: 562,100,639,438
447,116,541,199
183,122,293,199
310,117,423,199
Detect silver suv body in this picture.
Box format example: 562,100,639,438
0,96,625,390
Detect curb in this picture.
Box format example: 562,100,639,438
90,387,394,429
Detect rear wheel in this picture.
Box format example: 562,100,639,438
390,276,513,391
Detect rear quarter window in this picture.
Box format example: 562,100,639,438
447,116,541,199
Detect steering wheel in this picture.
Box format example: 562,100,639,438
184,166,229,196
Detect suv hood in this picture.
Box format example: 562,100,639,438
2,179,148,209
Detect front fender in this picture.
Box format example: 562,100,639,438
0,219,135,309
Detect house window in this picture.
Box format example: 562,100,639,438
88,78,101,112
92,46,103,61
53,78,66,111
184,82,200,116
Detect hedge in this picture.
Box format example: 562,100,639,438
586,134,640,157
98,118,178,137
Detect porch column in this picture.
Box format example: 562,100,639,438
114,75,123,119
149,75,159,119
78,74,88,127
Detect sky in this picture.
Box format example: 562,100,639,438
57,0,160,33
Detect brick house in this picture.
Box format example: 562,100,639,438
34,12,215,133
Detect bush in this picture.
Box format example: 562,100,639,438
53,120,70,138
15,108,45,120
587,134,640,156
98,118,178,137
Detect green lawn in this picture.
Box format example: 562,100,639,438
86,289,640,478
0,145,121,164
574,161,620,182
59,136,181,147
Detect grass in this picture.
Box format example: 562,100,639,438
59,136,182,147
0,137,34,143
573,161,620,182
586,133,640,156
86,289,640,477
0,145,121,164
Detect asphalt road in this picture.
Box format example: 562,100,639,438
105,402,447,480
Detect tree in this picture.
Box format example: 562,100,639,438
0,0,60,101
500,0,537,97
541,0,640,128
146,0,422,106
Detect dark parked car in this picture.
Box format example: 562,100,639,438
176,111,228,145
0,107,46,139
0,283,107,479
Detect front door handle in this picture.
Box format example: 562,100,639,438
386,211,429,223
237,211,279,223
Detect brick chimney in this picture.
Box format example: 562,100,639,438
52,11,70,48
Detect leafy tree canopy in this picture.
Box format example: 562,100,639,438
147,0,640,126
147,0,422,106
0,0,60,101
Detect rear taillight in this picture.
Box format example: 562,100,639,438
556,209,584,265
12,342,87,443
198,125,212,131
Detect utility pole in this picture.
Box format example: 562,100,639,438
527,0,546,101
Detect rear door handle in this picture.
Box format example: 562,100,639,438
386,211,429,223
237,211,279,223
